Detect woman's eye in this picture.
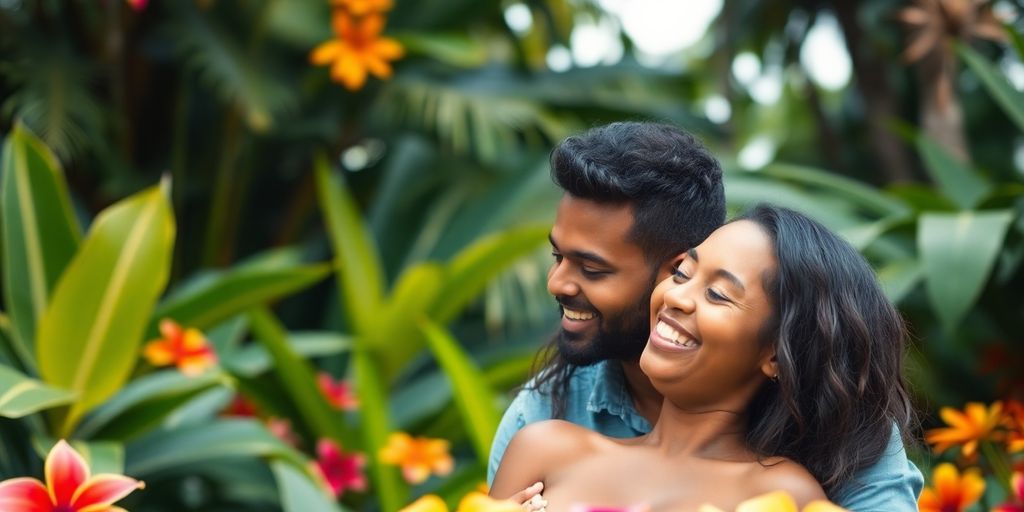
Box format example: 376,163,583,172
707,288,730,302
672,268,689,283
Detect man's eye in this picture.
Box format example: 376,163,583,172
581,267,606,278
551,252,563,262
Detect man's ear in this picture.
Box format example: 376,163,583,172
760,351,778,381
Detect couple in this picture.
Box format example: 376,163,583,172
486,122,921,511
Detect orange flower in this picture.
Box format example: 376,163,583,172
0,440,144,511
378,432,453,484
309,11,404,91
918,463,985,512
1004,400,1024,453
925,401,1003,458
143,319,218,376
331,0,393,15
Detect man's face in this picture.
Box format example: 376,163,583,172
547,194,662,365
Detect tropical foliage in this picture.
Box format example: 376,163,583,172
0,0,1023,511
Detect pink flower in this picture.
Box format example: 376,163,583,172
267,417,301,448
318,372,359,410
313,439,367,498
126,0,147,11
0,440,144,511
994,471,1024,512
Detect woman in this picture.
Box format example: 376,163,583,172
490,205,915,511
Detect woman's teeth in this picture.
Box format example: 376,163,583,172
655,321,698,348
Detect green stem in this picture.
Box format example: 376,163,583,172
981,440,1013,494
201,108,243,267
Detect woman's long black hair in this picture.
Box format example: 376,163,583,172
738,204,916,496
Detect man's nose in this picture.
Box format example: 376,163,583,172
547,260,580,297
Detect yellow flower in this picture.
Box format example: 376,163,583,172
698,491,847,512
310,12,404,91
457,492,523,512
399,492,520,512
330,0,393,15
918,463,985,512
378,432,454,484
925,401,1004,458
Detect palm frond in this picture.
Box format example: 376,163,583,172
164,4,298,132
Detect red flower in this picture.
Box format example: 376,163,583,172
1005,400,1024,453
318,372,359,411
143,319,218,376
223,394,258,417
126,0,147,11
918,463,985,512
313,439,367,498
267,417,301,448
0,440,144,511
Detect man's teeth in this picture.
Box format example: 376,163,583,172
655,321,698,348
563,308,596,321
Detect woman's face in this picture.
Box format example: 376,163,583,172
640,220,778,411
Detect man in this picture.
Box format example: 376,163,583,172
487,122,923,511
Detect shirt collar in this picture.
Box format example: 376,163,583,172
586,360,653,433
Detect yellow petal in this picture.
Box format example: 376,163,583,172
142,341,175,366
802,500,848,512
373,38,405,60
736,491,798,512
332,49,368,91
399,494,448,512
456,492,521,512
310,40,344,65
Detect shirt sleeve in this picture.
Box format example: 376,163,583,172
832,425,924,512
487,388,545,485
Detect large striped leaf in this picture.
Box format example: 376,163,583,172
271,460,344,512
0,363,75,418
37,185,175,436
314,155,385,336
919,210,1015,333
148,261,331,336
419,319,501,463
0,123,81,370
125,418,306,476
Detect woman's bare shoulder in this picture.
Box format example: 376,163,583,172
747,457,827,506
511,419,608,454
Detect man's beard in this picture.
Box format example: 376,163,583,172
556,284,655,366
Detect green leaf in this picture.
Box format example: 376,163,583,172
314,155,385,336
32,438,125,475
37,185,175,436
761,163,911,218
915,135,990,209
352,349,407,511
958,43,1024,134
226,331,353,377
1,123,81,371
149,261,331,336
430,225,549,323
0,363,75,418
271,460,344,512
418,319,501,463
369,263,443,379
918,210,1015,333
395,32,488,67
125,418,305,476
74,369,223,440
247,307,352,444
876,259,923,305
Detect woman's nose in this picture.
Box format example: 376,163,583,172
664,282,697,313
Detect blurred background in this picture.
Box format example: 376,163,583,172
1,1,1022,511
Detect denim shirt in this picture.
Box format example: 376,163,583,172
487,360,923,512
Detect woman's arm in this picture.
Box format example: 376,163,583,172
489,420,583,500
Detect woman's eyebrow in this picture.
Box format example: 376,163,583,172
688,248,745,292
